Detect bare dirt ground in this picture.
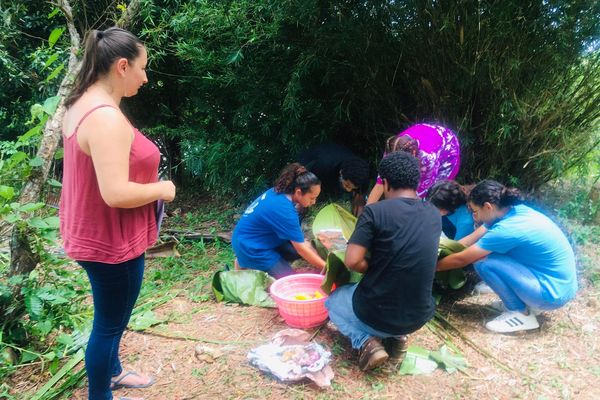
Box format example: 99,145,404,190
61,264,600,399
5,194,599,400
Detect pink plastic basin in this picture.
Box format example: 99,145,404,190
270,273,329,329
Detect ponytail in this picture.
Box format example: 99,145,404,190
64,27,143,108
469,180,523,208
274,163,320,194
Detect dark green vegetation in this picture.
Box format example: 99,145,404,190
0,1,599,398
2,1,599,196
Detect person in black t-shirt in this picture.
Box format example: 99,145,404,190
325,151,441,371
297,144,370,216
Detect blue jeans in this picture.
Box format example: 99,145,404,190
325,284,398,349
267,242,301,279
474,253,569,313
78,254,145,400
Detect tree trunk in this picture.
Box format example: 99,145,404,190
3,0,81,322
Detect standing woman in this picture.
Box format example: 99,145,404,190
60,28,175,400
436,180,577,333
367,123,460,202
232,163,327,278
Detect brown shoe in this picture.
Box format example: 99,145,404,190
383,335,408,366
358,337,389,371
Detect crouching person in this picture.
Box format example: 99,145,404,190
325,152,441,371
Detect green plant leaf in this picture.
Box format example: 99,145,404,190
20,351,39,364
129,310,162,331
43,216,60,229
25,294,44,320
429,345,468,373
44,64,65,83
53,148,64,160
10,151,28,164
19,202,46,213
48,27,65,49
43,53,59,70
47,179,62,187
226,49,244,65
42,95,61,115
47,8,60,18
399,346,438,375
28,217,50,229
29,157,43,167
0,185,15,200
18,125,42,143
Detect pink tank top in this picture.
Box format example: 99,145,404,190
59,105,160,263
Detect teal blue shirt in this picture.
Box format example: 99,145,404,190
232,188,305,270
477,204,577,303
446,204,475,240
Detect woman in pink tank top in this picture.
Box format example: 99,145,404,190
60,27,175,400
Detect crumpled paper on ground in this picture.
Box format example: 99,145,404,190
247,329,334,388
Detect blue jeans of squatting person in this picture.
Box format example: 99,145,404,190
325,284,399,349
266,242,302,279
78,254,145,400
474,253,572,313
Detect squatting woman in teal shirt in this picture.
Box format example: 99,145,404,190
437,180,577,334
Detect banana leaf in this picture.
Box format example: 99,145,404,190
212,270,276,308
321,251,362,294
398,345,438,375
435,237,468,290
312,204,362,293
312,204,357,240
429,345,468,373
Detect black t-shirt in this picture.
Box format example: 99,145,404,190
350,197,441,335
297,144,360,197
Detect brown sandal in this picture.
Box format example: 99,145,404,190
358,337,388,371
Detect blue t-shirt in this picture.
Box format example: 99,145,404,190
476,204,577,303
446,204,475,240
232,188,305,270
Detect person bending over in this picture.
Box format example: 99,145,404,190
325,152,441,371
367,123,460,203
298,143,370,216
437,180,577,333
232,163,327,279
427,180,475,240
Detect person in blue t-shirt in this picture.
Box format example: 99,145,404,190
437,180,578,333
232,163,327,279
427,180,475,240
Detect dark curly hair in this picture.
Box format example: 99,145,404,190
469,180,523,208
427,180,467,212
340,157,370,191
274,163,321,194
378,152,420,190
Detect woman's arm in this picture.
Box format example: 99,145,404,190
351,192,365,216
292,240,327,271
345,243,369,273
366,183,384,205
436,245,490,271
84,108,175,208
458,225,487,247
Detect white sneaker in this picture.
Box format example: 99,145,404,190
485,311,540,333
473,281,494,295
